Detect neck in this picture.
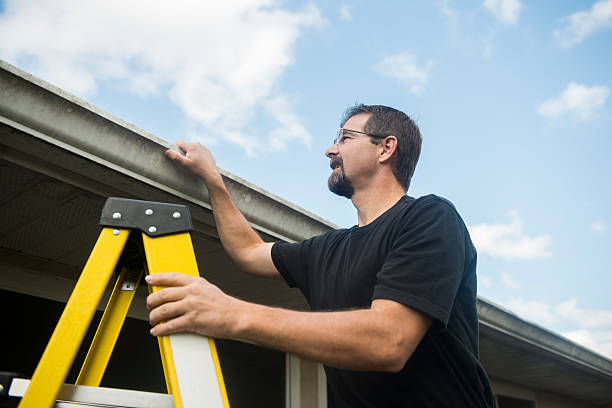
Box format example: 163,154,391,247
351,176,406,227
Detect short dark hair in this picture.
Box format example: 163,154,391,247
341,104,422,191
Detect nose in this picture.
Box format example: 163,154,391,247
325,143,338,158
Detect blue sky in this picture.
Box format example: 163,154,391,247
1,0,611,358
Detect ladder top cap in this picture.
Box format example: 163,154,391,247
100,197,193,237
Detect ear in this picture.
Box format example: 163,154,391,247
378,136,398,164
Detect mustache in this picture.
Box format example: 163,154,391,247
330,156,343,169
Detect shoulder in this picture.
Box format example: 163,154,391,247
306,227,348,248
414,194,458,211
399,194,463,223
388,195,473,251
311,226,351,242
275,227,350,251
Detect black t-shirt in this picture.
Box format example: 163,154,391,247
271,194,494,408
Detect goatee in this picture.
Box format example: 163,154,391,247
328,156,354,199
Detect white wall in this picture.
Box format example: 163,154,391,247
286,354,327,408
491,378,597,408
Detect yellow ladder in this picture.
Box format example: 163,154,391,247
16,197,230,408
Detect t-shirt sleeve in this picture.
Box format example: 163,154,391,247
372,198,467,326
271,239,311,296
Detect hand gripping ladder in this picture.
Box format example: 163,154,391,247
12,197,230,408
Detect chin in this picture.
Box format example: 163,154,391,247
328,172,354,199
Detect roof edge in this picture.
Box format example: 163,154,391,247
477,296,612,378
0,59,337,243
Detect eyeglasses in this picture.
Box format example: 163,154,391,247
334,128,387,145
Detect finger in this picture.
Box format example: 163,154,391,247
145,272,196,287
150,314,195,337
164,148,188,164
149,299,189,326
175,139,191,153
146,286,187,310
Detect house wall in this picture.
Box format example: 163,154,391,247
492,378,597,408
286,354,327,408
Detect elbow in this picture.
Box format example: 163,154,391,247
233,252,251,271
230,244,257,272
377,338,416,373
366,300,433,372
379,351,410,373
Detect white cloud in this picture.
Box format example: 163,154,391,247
339,5,352,21
483,0,522,25
507,298,612,358
374,52,434,95
0,0,322,156
436,0,459,36
554,0,612,48
562,330,598,349
263,95,312,153
509,298,612,331
556,299,612,330
507,299,557,326
561,330,612,358
468,211,552,260
591,220,606,233
537,82,609,121
500,272,522,289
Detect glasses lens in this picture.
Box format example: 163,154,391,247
334,129,342,145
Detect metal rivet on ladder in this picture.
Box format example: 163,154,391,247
145,209,153,215
112,212,122,219
113,229,120,235
148,226,157,233
173,212,181,219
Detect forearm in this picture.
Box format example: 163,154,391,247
204,175,265,268
147,275,432,371
232,301,419,372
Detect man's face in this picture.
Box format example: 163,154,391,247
326,113,378,199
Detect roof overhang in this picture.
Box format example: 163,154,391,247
0,60,336,244
479,297,612,406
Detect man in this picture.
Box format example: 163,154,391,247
146,104,494,407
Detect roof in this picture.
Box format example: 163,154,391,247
1,59,611,406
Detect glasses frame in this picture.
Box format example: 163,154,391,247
334,128,387,145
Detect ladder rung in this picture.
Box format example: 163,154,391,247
9,378,174,408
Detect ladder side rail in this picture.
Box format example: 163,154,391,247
18,228,131,408
143,232,230,408
75,267,143,386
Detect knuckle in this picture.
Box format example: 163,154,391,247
184,296,194,308
159,303,170,318
190,296,201,309
186,313,197,328
149,311,158,325
190,282,203,294
164,321,172,332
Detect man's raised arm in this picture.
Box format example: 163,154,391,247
165,140,280,279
